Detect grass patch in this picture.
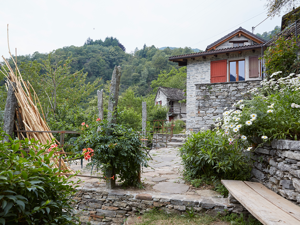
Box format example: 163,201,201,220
125,208,262,225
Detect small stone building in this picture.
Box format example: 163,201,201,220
154,87,186,121
169,27,265,131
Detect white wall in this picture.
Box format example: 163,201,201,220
154,90,168,106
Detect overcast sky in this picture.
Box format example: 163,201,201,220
0,0,286,59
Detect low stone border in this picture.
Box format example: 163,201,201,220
73,188,245,225
252,139,300,204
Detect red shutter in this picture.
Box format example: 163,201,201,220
211,60,227,83
249,56,259,78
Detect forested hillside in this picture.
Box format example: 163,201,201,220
9,37,197,97
256,26,281,41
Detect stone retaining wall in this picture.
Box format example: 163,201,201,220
73,188,242,225
252,139,300,204
189,81,261,132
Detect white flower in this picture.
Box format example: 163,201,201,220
246,121,252,125
233,128,239,132
228,138,234,142
262,136,268,140
238,100,243,104
235,118,240,121
247,147,252,151
268,105,274,108
291,103,296,108
239,104,244,109
223,111,230,116
251,118,255,121
224,125,229,130
230,124,235,128
241,135,247,140
296,104,300,108
236,124,242,128
250,114,257,119
267,110,273,113
225,130,229,135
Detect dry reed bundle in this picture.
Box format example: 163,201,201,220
0,55,72,172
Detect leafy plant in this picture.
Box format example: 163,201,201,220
74,118,149,187
264,35,299,79
0,129,79,224
180,130,251,196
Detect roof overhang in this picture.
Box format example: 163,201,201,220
169,44,265,66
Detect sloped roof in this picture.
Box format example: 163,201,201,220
169,43,263,61
157,87,185,101
206,27,266,51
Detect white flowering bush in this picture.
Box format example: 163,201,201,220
215,72,300,146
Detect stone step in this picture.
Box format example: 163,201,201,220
172,134,188,138
167,142,184,147
170,137,186,143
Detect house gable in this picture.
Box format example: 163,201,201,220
206,28,265,51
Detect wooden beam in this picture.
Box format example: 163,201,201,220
202,56,206,59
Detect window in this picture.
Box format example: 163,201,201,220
211,60,227,83
231,41,247,47
230,60,245,82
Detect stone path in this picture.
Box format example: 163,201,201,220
69,145,228,206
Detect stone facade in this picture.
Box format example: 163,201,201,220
186,80,261,131
186,50,263,131
252,139,300,204
73,188,244,225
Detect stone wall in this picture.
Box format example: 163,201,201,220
189,80,261,131
252,140,300,204
74,188,242,225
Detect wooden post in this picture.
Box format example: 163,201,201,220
59,132,65,175
3,82,17,142
97,89,104,120
106,66,121,189
142,102,147,147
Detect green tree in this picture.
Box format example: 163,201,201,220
151,67,187,93
20,53,101,118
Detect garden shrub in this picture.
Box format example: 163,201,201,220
74,119,149,187
180,130,251,195
0,130,79,225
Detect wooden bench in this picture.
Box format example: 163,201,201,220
221,180,300,225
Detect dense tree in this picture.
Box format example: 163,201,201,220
151,67,187,93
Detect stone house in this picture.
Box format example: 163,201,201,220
154,87,186,121
169,27,265,131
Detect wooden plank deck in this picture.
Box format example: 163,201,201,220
222,180,300,225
